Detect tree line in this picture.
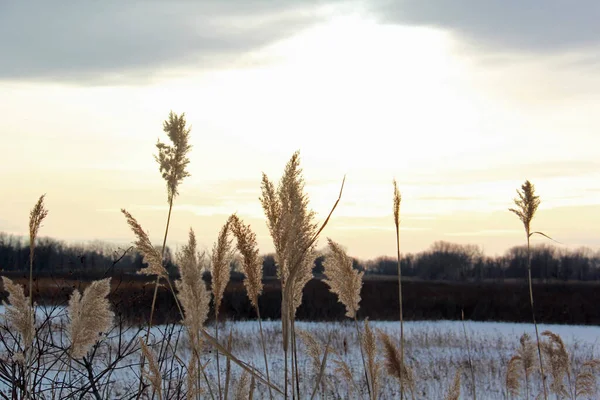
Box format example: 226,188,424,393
1,232,599,282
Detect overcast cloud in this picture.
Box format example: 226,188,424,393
373,0,600,53
0,1,341,83
2,1,599,84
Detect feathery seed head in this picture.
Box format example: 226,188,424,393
155,111,192,201
506,355,522,397
121,209,167,277
541,330,571,396
68,278,114,358
1,277,35,348
509,180,540,235
445,369,461,400
393,179,401,229
298,330,322,373
211,220,234,317
229,214,263,309
29,194,48,250
322,238,363,318
379,330,415,391
139,338,163,400
176,228,211,341
363,318,380,397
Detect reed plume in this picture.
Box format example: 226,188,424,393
228,213,273,399
155,111,192,202
509,180,548,400
1,277,34,349
506,355,522,398
234,371,251,400
139,337,163,400
379,330,415,400
322,237,370,397
28,194,48,305
363,318,380,399
210,219,234,399
541,330,570,398
322,238,363,319
392,179,407,400
67,278,114,358
175,228,210,347
332,356,357,398
121,209,166,278
260,151,318,399
575,360,600,399
445,369,461,400
228,214,263,308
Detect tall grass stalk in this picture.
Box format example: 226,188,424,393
134,111,191,396
393,179,405,400
509,180,549,400
26,194,48,399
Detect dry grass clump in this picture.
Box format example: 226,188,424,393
506,330,600,400
1,277,35,349
67,278,114,358
506,333,537,398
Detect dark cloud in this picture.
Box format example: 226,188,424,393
0,1,337,84
372,0,600,53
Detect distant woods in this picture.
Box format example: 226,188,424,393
1,232,600,282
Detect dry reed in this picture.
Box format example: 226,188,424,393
67,278,114,359
139,337,163,400
445,369,461,400
393,179,406,400
379,330,415,400
509,180,548,400
1,277,34,349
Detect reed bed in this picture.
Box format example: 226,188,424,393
1,111,598,399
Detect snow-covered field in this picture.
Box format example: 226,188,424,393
2,311,600,399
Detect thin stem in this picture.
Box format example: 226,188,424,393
527,233,547,400
353,317,372,399
257,307,274,400
395,216,404,400
138,195,174,398
292,318,300,400
216,314,222,400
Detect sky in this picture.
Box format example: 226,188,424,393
1,1,600,261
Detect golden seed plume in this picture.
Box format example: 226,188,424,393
259,151,318,351
541,330,570,397
393,179,401,229
155,111,192,202
139,338,163,400
121,209,166,277
29,194,49,255
67,278,114,358
297,330,322,374
234,370,251,400
1,277,35,348
506,355,522,397
379,330,415,395
575,359,600,398
445,369,461,400
229,214,264,309
363,319,380,397
210,220,234,318
176,228,210,343
332,356,356,398
322,238,363,318
509,180,540,236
